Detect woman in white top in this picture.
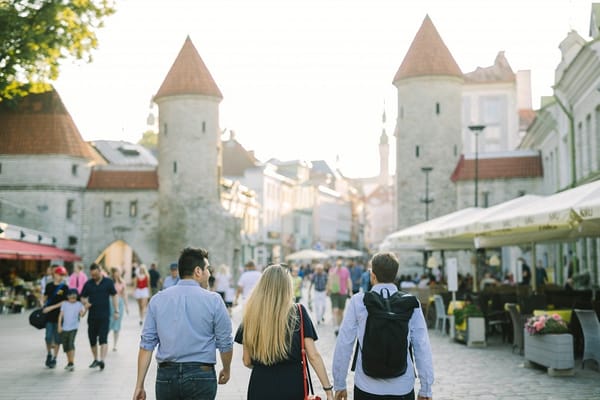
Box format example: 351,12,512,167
214,264,233,315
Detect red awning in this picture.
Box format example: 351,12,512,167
0,239,81,261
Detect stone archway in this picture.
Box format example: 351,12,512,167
95,240,141,285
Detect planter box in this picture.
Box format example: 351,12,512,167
455,317,486,347
524,332,574,376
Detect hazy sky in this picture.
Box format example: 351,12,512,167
54,0,594,178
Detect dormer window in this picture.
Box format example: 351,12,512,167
118,144,140,156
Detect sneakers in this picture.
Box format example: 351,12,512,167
65,363,74,372
45,354,52,368
49,357,57,369
89,360,99,368
98,360,105,371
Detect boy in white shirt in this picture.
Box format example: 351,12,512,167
58,289,87,371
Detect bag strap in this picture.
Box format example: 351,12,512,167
45,283,65,307
298,304,315,398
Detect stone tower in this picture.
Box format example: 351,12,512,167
379,109,390,185
155,36,240,269
393,15,463,230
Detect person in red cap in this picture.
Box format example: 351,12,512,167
42,265,69,368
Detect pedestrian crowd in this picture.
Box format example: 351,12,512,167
36,250,434,400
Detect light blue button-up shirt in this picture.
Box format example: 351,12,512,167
332,283,434,397
140,279,233,363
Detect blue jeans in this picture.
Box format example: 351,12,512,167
45,322,60,345
156,363,217,400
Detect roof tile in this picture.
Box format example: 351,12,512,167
87,169,158,190
393,15,463,83
0,89,104,162
451,154,543,182
155,36,222,100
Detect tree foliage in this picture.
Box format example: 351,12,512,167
138,130,158,150
0,0,115,101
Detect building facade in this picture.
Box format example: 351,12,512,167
0,37,250,277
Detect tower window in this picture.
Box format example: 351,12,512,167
482,191,490,208
415,145,420,158
71,164,78,176
400,106,404,119
66,199,74,219
163,123,168,135
130,201,138,217
173,161,177,174
454,145,458,156
0,163,2,174
104,201,112,218
436,102,440,115
202,121,206,133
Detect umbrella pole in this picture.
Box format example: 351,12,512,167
531,242,537,293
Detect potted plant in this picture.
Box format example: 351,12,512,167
524,313,574,376
453,303,485,347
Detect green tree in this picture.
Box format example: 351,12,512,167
138,130,157,150
0,0,115,101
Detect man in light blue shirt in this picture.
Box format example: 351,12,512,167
133,248,233,400
161,263,180,289
333,252,434,400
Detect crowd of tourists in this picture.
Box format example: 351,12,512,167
37,250,435,400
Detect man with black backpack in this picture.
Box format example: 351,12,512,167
332,252,434,400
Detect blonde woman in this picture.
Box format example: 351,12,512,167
109,267,129,351
133,264,149,325
235,265,334,400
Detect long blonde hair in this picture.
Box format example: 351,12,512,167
242,265,296,365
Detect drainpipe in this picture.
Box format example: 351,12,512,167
552,93,576,187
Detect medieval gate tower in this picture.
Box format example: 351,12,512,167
393,16,463,231
155,37,239,268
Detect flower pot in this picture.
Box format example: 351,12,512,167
455,317,486,347
524,331,574,376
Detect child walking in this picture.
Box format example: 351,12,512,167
57,288,87,371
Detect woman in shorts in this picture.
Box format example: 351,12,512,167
133,264,150,325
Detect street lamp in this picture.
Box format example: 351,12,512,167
468,125,485,207
420,166,434,221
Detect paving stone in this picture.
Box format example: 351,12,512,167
1,294,599,399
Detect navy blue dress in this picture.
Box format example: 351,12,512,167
235,304,318,400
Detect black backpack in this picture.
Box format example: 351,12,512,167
352,288,419,378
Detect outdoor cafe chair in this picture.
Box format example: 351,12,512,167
506,303,524,355
433,294,449,335
573,309,600,369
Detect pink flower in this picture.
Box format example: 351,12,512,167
552,313,561,321
534,320,546,331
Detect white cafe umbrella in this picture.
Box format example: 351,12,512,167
285,249,329,261
343,249,364,258
472,182,600,247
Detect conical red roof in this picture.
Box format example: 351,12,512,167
0,88,103,161
155,36,223,100
393,15,462,83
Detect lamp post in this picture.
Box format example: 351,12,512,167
420,166,434,221
468,125,485,207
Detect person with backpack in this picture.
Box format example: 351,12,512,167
332,252,434,400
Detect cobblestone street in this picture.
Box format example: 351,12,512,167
1,295,599,400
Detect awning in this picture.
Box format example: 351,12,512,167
0,238,81,261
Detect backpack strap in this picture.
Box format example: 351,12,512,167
45,283,66,307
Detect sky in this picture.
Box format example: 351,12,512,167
54,0,595,178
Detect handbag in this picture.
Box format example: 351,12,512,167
298,304,321,400
29,283,65,329
29,308,47,329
